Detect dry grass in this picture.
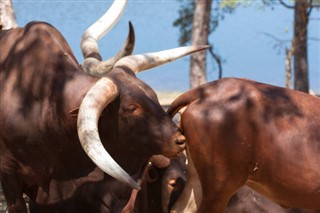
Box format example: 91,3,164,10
156,91,183,106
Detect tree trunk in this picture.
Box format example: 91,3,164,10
190,0,212,89
0,0,18,30
293,0,309,93
285,48,293,89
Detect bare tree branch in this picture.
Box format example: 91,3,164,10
309,37,320,41
307,0,313,16
260,32,292,43
208,45,223,79
279,0,295,9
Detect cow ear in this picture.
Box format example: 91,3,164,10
69,108,79,118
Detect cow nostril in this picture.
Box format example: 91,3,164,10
168,179,176,188
175,135,186,145
176,140,185,145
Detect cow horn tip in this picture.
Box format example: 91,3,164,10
196,45,210,50
128,20,133,28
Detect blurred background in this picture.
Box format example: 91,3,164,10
3,0,319,94
0,1,319,211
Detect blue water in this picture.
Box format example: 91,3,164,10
12,0,320,93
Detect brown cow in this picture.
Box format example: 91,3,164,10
167,78,320,213
0,1,209,212
161,156,320,213
149,155,320,213
142,155,319,213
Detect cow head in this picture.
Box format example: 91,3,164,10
76,45,208,190
70,0,209,190
0,1,208,210
144,154,187,213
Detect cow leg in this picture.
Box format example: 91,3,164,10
195,161,247,213
180,105,253,213
193,155,246,213
1,174,27,213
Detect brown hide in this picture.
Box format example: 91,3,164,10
0,22,185,212
152,156,320,213
227,186,320,213
167,78,320,213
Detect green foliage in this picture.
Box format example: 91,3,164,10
313,0,320,5
221,0,276,10
173,1,195,46
220,0,241,9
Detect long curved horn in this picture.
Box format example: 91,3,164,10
82,22,135,76
81,0,133,75
114,45,209,73
77,77,140,190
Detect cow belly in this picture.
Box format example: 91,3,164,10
246,116,320,209
247,154,320,209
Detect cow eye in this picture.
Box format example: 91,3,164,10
126,104,137,113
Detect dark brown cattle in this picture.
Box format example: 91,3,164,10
26,155,186,213
167,78,320,213
0,1,208,212
149,155,320,213
142,154,187,213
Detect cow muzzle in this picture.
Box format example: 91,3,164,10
163,133,186,158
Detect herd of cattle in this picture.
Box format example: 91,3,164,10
0,0,319,212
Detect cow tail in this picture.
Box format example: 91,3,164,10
167,90,199,119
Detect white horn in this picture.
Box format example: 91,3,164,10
77,77,140,190
81,0,132,75
114,45,209,73
82,22,135,76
